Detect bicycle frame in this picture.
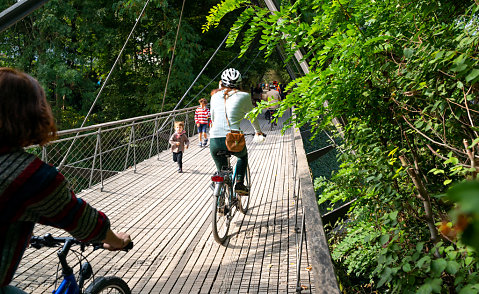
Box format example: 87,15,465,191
30,235,132,294
53,239,88,294
212,156,238,216
54,273,80,294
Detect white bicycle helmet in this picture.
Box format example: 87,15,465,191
221,68,242,88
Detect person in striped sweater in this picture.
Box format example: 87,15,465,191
0,68,131,293
194,98,211,147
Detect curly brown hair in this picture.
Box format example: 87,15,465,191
0,68,57,147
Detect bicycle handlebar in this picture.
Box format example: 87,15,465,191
30,234,133,252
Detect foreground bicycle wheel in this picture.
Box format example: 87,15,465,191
85,276,131,294
238,165,251,214
212,184,230,244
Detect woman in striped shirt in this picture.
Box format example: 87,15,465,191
0,68,131,293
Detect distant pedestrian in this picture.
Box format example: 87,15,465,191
264,84,281,125
195,98,211,147
169,121,189,173
252,83,263,107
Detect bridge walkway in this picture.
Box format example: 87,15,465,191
13,113,315,293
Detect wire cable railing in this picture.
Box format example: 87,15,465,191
291,108,340,293
27,106,197,193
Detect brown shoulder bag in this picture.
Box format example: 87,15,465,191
224,91,245,152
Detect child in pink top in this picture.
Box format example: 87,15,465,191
169,121,189,173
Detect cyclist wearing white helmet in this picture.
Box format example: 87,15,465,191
209,68,263,195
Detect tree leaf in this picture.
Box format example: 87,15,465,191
466,69,479,82
380,234,390,245
402,263,412,273
445,260,460,275
404,48,414,58
431,258,447,275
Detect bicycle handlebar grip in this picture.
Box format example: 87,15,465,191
93,241,133,251
123,241,134,251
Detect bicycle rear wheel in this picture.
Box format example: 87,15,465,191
212,183,230,244
85,276,130,294
238,165,251,214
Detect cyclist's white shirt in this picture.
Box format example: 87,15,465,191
210,89,261,138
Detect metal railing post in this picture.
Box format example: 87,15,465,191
98,128,104,191
149,117,159,158
156,117,162,160
89,128,101,188
185,112,189,136
296,208,306,292
41,146,47,162
124,122,134,170
132,123,137,173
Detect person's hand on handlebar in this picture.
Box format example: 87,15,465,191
102,229,131,251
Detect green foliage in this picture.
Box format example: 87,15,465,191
205,0,479,292
0,0,241,129
447,181,479,253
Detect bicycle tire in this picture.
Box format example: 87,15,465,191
212,183,230,244
238,165,251,214
85,276,131,294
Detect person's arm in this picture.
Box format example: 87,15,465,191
102,229,131,250
169,133,176,146
210,103,215,126
26,160,130,249
242,93,262,135
183,134,189,148
194,109,200,126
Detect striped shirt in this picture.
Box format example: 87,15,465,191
194,107,210,124
0,147,110,286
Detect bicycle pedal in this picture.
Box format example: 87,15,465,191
231,197,238,207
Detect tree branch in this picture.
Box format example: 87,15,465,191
402,115,466,155
399,155,440,249
463,86,479,138
464,139,478,179
426,144,469,167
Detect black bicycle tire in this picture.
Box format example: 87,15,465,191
238,165,251,214
212,184,230,244
85,276,131,294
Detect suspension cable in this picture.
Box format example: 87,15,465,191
183,52,240,108
183,48,261,108
58,0,152,170
156,32,229,131
160,0,186,112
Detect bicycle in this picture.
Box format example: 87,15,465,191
265,109,277,130
29,234,133,294
211,133,266,244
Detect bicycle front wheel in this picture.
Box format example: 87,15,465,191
238,165,251,214
212,183,230,244
85,276,131,294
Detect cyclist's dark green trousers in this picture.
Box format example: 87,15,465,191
209,137,247,183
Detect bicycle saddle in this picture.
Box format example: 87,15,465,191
216,150,235,156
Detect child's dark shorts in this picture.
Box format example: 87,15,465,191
198,123,208,133
173,151,183,163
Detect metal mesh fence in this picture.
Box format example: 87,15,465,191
26,107,197,194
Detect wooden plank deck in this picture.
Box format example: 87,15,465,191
11,112,315,293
